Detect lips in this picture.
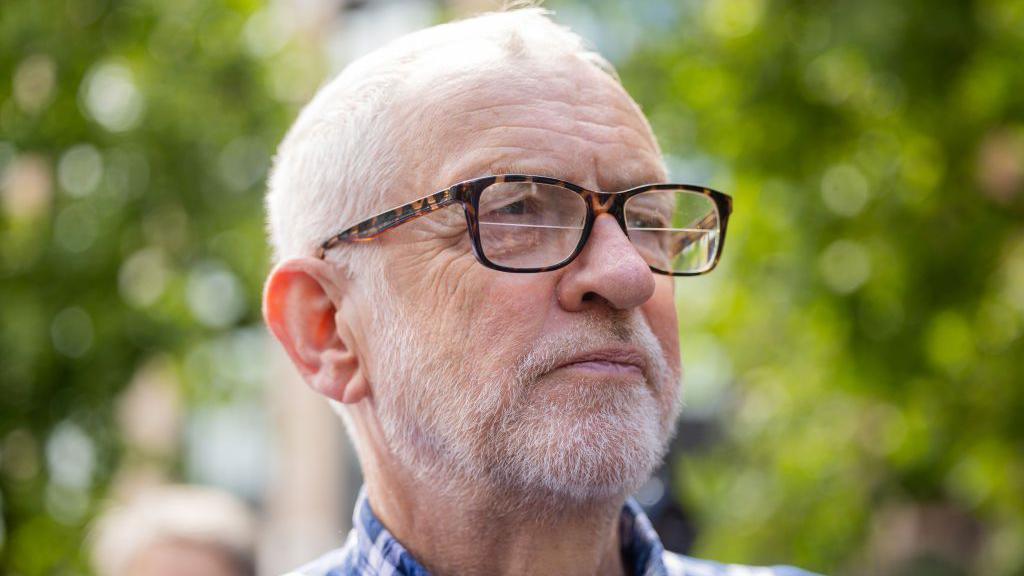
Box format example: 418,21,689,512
554,347,647,377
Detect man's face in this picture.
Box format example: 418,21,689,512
357,55,682,503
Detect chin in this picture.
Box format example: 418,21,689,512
489,384,670,507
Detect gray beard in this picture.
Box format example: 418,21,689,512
369,296,682,511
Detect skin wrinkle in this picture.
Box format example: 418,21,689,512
448,101,663,187
477,124,646,150
432,249,478,303
460,111,644,146
381,208,476,304
456,99,648,142
456,150,665,196
395,60,658,196
468,155,665,194
455,94,652,147
403,205,466,242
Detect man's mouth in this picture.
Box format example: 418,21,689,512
554,347,646,377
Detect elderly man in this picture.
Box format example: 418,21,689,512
263,7,816,576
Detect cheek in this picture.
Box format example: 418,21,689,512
383,236,477,331
391,253,554,370
468,274,555,364
644,279,681,374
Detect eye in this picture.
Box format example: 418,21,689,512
627,209,669,229
480,184,544,220
493,198,530,216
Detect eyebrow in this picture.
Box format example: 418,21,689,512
482,160,561,181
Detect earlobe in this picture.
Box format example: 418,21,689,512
262,258,370,404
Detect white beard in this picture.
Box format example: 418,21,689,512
366,277,682,509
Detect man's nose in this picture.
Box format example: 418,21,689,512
556,213,656,311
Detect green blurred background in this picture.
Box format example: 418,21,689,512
1,0,1023,574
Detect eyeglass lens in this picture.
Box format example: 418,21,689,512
476,182,720,273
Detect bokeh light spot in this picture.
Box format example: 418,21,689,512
50,306,94,358
13,54,57,114
821,164,870,217
58,144,103,197
54,202,99,253
819,239,872,294
79,62,145,132
118,247,171,308
704,0,765,39
1,153,53,220
186,261,247,328
46,421,95,490
218,137,269,193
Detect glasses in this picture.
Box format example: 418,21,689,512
317,174,733,276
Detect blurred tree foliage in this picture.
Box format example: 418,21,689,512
1,0,302,573
1,0,1023,575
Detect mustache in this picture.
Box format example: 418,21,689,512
511,311,668,387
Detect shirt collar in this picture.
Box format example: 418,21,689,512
349,486,668,576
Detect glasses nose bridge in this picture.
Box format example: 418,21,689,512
588,191,615,212
587,191,628,231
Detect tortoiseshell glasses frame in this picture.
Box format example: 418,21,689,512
316,174,733,276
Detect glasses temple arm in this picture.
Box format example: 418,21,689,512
317,188,459,257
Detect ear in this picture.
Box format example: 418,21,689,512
262,257,370,404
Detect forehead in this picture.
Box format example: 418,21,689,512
390,54,666,203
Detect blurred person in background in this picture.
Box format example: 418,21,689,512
90,484,256,576
262,7,815,576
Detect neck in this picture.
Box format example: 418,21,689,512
363,463,630,576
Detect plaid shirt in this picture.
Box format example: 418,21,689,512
286,486,820,576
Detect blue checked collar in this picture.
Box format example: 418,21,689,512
311,486,670,576
290,485,821,576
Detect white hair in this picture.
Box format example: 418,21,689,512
265,7,621,268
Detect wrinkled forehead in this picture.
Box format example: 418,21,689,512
385,52,666,205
